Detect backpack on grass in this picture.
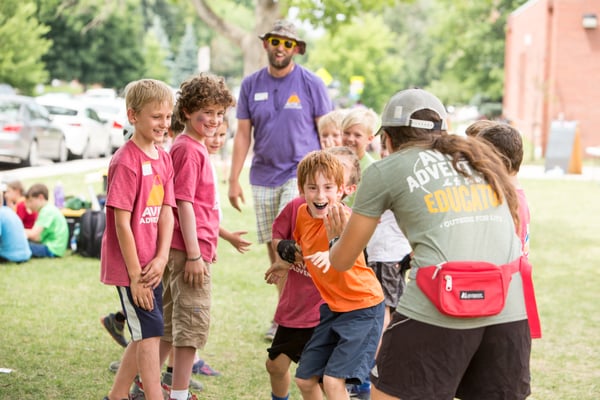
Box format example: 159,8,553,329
76,210,106,258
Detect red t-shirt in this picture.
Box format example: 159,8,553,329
100,141,175,286
15,201,37,229
272,196,323,328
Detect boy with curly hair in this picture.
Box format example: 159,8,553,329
159,73,235,400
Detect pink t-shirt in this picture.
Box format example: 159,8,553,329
169,134,219,262
516,187,530,256
100,141,175,286
272,196,323,328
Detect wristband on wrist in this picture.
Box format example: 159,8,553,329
328,237,340,249
186,254,202,262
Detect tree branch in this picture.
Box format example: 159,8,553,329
190,0,247,46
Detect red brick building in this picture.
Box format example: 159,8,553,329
503,0,600,160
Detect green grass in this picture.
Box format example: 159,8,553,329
1,168,599,399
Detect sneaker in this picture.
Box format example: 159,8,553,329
109,360,120,373
264,321,278,341
161,371,204,392
101,313,128,348
168,394,198,400
191,359,221,376
131,375,171,400
348,382,371,399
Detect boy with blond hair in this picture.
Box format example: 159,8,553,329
341,108,378,207
318,109,347,149
101,78,175,400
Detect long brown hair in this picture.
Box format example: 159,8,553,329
383,109,520,231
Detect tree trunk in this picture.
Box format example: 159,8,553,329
190,0,282,76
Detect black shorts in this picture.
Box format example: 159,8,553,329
371,313,531,400
267,325,315,363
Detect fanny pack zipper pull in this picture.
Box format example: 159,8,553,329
432,262,445,279
445,275,453,291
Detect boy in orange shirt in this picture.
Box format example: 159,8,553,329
268,150,384,399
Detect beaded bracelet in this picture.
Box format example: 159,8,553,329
186,255,202,262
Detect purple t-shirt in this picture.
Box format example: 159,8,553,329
100,141,175,286
236,65,332,187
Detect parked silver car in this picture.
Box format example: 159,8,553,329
0,94,68,166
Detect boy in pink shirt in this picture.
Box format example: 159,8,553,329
159,73,235,400
101,78,175,400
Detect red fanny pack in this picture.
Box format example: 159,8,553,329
416,259,520,318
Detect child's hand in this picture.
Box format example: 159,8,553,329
184,258,209,289
130,279,155,311
264,259,291,285
324,203,347,241
305,251,331,273
228,231,252,253
140,258,166,289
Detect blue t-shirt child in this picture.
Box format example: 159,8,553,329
0,206,32,262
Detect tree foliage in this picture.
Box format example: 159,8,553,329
306,13,404,112
40,1,145,91
425,0,528,105
0,1,51,94
188,0,402,77
142,17,174,83
291,0,396,32
172,23,200,87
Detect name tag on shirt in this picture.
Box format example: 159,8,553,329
142,162,152,176
254,92,268,101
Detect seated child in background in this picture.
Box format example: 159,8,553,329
264,146,360,400
24,183,69,258
268,150,384,399
5,180,38,229
317,109,347,149
0,186,32,263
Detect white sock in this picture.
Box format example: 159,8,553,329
170,389,189,400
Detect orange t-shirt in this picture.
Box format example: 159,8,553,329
294,203,383,312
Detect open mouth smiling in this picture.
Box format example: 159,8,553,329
313,202,328,211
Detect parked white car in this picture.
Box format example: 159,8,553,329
81,97,127,153
36,96,112,159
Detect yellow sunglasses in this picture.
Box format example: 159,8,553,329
267,37,297,49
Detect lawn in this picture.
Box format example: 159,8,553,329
0,166,599,399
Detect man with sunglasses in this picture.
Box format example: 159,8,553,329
228,17,332,345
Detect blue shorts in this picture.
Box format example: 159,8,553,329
295,302,384,384
117,284,164,341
